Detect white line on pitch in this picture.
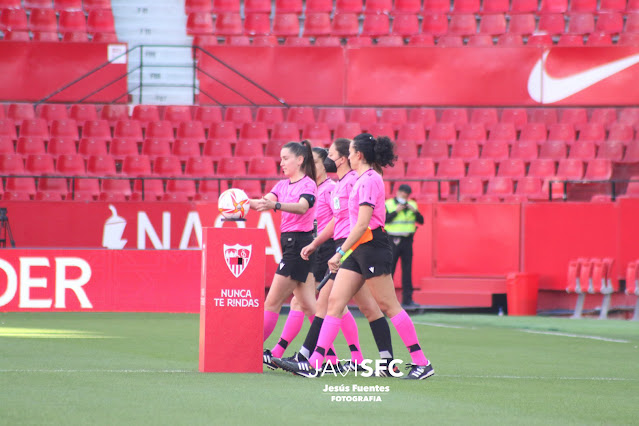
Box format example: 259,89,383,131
413,322,472,329
518,329,630,343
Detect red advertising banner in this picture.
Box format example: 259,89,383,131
0,249,200,312
196,46,639,106
199,227,265,373
0,42,127,102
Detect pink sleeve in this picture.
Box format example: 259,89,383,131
357,178,378,207
269,180,284,199
301,178,317,197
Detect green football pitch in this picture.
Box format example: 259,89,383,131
1,312,637,426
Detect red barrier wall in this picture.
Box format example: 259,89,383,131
522,202,618,290
433,203,520,276
0,42,127,102
0,249,200,312
196,46,639,106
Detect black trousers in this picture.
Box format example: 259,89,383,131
390,234,414,304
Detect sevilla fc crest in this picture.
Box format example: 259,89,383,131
224,244,252,278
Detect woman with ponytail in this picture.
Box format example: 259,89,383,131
249,140,318,366
284,134,435,380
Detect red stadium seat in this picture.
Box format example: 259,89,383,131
122,155,151,176
54,0,81,10
496,34,523,46
315,37,344,47
247,156,277,176
547,123,575,144
0,8,27,31
186,0,213,13
436,158,465,178
82,120,111,141
38,176,69,199
131,105,160,128
29,8,57,32
48,119,78,141
207,123,238,149
270,121,300,144
528,158,556,178
366,0,392,13
275,0,302,13
557,34,584,45
453,0,480,13
187,12,214,34
380,108,407,131
141,139,171,160
83,0,112,11
600,0,626,10
483,176,514,200
87,9,114,33
537,13,565,35
153,156,182,176
0,136,14,155
392,14,420,36
213,0,240,12
568,140,596,161
192,34,218,47
487,123,516,143
58,10,86,33
6,177,36,198
215,13,243,35
305,0,332,13
317,108,346,131
62,31,89,42
302,123,332,147
131,178,164,201
510,140,538,162
508,13,535,35
623,143,639,163
0,0,22,9
254,107,285,131
377,36,404,48
348,108,377,130
69,104,98,125
395,140,418,159
32,31,59,41
245,0,271,13
114,120,143,142
467,34,493,46
3,30,29,40
368,122,395,139
458,123,487,144
519,123,547,145
394,0,421,13
467,158,495,179
584,159,612,180
56,154,85,175
78,137,108,158
567,13,594,34
556,158,584,179
334,122,362,140
578,123,606,144
0,153,24,175
86,154,116,176
479,13,506,35
406,157,435,177
558,108,587,126
194,106,223,126
100,178,132,200
163,106,192,127
441,108,469,129
217,156,246,176
239,122,269,147
303,13,331,37
481,140,509,161
397,123,426,147
16,137,46,156
109,138,139,161
264,139,286,161
457,177,484,201
585,32,612,46
272,13,300,36
252,35,279,46
284,36,311,45
331,13,359,36
421,140,449,161
497,159,526,178
607,123,633,144
423,0,449,13
225,107,254,129
176,121,206,143
570,0,596,11
470,108,498,129
540,0,567,13
145,121,175,142
539,140,567,160
172,140,200,162
185,157,214,177
595,12,623,34
408,108,436,129
19,118,48,140
448,14,476,35
336,0,364,13
286,107,315,127
244,13,271,35
100,105,129,125
25,153,55,174
596,140,624,162
422,13,448,35
428,122,457,145
361,14,390,36
165,179,197,200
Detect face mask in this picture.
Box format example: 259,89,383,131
323,157,337,173
396,197,407,205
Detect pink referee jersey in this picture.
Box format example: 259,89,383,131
315,178,336,234
348,169,386,231
331,170,357,240
269,175,317,232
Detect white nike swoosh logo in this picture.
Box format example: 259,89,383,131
528,51,639,103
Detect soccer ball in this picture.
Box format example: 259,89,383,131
218,188,250,220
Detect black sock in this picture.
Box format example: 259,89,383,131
300,316,324,359
369,317,394,360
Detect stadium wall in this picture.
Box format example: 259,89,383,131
1,201,638,312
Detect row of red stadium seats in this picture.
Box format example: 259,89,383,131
0,0,110,11
185,11,639,37
193,31,639,45
184,0,639,15
0,8,115,33
5,104,639,129
0,151,616,184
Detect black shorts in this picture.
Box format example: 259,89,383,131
340,228,393,279
312,238,336,282
327,238,346,281
277,231,314,283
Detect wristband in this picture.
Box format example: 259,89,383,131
336,247,346,256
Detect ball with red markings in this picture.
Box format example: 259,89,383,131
218,188,250,220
